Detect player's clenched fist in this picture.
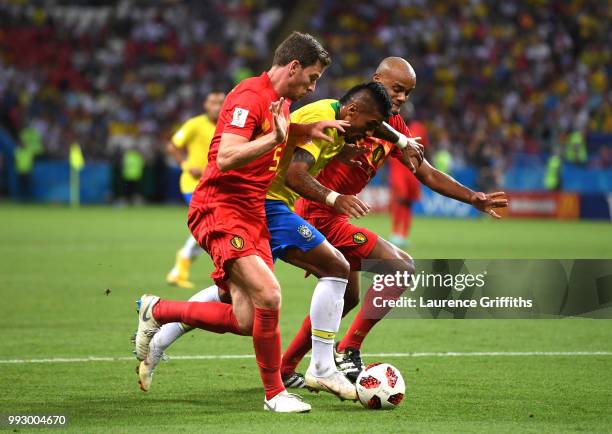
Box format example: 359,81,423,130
334,194,371,218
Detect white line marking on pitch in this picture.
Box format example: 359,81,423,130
1,351,611,365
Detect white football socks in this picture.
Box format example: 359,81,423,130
181,235,204,260
309,277,347,377
188,285,221,303
147,285,221,368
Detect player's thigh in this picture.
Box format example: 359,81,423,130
265,199,349,278
283,240,349,279
367,237,415,275
226,254,281,309
316,217,377,272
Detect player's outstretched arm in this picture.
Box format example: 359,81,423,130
217,99,287,171
413,158,508,219
285,148,370,218
376,121,424,172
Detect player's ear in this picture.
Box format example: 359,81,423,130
288,60,301,77
346,102,358,117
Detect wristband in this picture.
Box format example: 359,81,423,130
382,121,408,149
325,191,340,206
395,134,408,149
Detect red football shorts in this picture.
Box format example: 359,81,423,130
188,204,273,290
307,215,378,271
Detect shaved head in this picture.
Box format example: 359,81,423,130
375,57,415,78
373,57,416,115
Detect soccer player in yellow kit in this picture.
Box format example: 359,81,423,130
166,91,225,288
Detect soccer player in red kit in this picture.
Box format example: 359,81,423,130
388,105,429,247
280,57,508,385
132,32,343,413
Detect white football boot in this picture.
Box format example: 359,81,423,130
304,369,357,401
136,337,166,392
263,391,311,413
134,294,161,361
137,361,153,392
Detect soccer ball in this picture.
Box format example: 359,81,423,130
356,363,405,409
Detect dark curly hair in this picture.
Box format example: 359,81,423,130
339,82,392,119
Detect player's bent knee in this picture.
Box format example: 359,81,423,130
252,287,282,310
319,248,350,279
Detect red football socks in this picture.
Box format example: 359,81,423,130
280,315,312,377
253,307,285,400
392,202,412,238
402,206,413,237
152,300,245,335
337,310,377,352
153,301,285,399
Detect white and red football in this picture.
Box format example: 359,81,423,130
355,363,406,409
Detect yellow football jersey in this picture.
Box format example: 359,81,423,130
172,114,216,193
266,99,346,209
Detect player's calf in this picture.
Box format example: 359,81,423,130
342,271,361,315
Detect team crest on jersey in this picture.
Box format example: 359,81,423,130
230,235,245,250
372,144,385,166
353,232,368,244
298,225,315,241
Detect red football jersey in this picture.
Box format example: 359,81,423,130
388,119,428,198
190,72,291,214
297,114,411,218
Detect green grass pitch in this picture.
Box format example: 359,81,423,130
1,204,611,433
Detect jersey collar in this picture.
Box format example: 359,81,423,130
330,101,341,120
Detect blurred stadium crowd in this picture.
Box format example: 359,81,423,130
0,0,289,160
0,0,610,201
306,0,611,170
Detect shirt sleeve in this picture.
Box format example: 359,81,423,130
221,90,265,139
296,138,326,161
171,120,193,148
390,114,412,137
290,105,329,124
